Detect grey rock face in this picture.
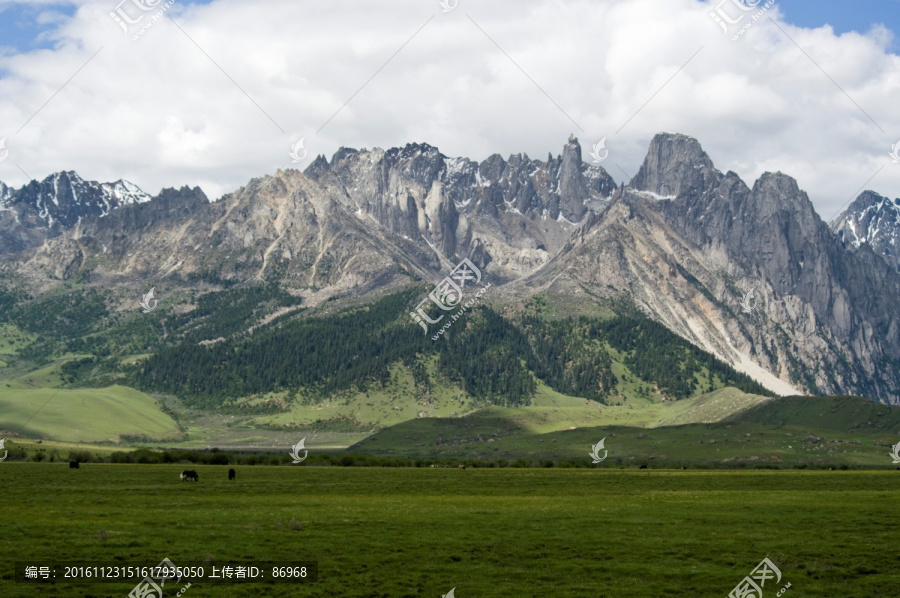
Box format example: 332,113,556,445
831,190,900,273
631,132,719,199
557,135,591,221
19,137,615,289
26,170,440,292
628,133,900,402
305,138,617,278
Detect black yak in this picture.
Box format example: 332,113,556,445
69,461,79,469
228,468,236,480
180,470,199,482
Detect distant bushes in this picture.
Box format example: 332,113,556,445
0,444,879,470
68,449,96,463
8,447,602,468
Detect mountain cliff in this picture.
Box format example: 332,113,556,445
4,134,900,404
304,135,617,278
513,133,900,402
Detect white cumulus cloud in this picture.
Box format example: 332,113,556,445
0,0,897,221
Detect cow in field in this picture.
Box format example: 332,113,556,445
639,464,648,469
228,468,236,480
180,470,199,482
69,461,79,469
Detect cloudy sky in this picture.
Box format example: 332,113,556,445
0,0,898,221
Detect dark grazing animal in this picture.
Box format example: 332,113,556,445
228,468,236,480
639,464,648,469
69,461,79,469
180,470,199,482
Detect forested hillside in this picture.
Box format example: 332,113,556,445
131,287,772,408
0,276,772,412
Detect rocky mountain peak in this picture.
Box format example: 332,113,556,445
0,181,12,207
17,170,151,226
304,154,331,178
750,172,824,237
631,132,719,198
0,171,151,254
328,147,362,169
754,171,800,196
382,143,445,189
843,189,887,212
831,190,900,272
557,136,590,221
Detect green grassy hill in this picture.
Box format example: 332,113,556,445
351,387,777,454
351,394,900,468
654,387,774,426
728,395,900,434
0,385,181,442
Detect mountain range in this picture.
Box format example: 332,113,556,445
831,190,900,273
1,133,899,405
0,170,150,255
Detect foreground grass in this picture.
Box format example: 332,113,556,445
0,465,897,597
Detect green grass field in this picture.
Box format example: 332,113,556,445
0,465,897,597
0,385,180,442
